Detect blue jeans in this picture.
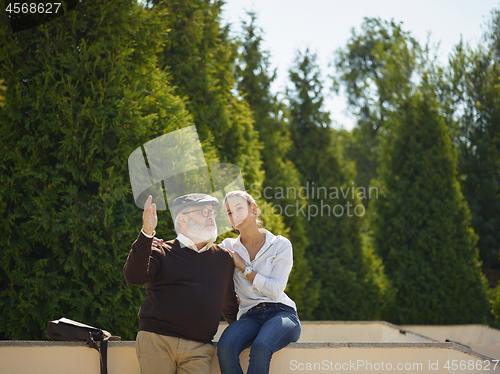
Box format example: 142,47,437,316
217,303,301,374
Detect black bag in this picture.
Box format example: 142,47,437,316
46,317,120,374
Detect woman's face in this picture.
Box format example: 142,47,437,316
225,196,253,229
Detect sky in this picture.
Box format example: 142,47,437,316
220,0,500,130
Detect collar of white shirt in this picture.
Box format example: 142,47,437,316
176,233,212,253
233,229,275,262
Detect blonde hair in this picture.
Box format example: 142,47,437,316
223,190,264,228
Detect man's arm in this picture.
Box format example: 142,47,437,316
123,195,160,285
221,267,239,324
123,231,160,285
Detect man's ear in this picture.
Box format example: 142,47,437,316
178,213,189,228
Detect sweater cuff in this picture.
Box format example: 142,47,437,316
141,228,156,238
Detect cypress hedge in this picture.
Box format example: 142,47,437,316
371,81,489,324
0,0,194,339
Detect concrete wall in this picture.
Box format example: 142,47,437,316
2,323,500,374
403,325,500,359
214,321,434,343
1,341,498,374
403,325,500,345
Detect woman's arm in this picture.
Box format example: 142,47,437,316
251,239,293,300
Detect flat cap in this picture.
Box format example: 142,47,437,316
171,193,219,219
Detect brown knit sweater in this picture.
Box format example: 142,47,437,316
123,231,238,343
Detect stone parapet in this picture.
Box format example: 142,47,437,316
1,340,499,374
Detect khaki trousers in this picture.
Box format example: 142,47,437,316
135,331,215,374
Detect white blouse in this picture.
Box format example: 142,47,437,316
219,230,296,320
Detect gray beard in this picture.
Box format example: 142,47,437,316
186,218,218,245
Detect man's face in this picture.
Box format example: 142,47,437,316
183,204,218,245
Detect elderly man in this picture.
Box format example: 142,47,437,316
124,193,238,374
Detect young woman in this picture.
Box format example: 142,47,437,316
217,190,301,374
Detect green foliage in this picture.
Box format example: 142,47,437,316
334,18,425,195
490,284,500,324
287,49,391,320
234,12,317,319
2,0,497,340
0,79,6,107
371,80,489,324
0,0,194,340
443,25,500,272
154,0,264,189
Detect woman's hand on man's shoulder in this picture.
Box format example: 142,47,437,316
218,237,236,249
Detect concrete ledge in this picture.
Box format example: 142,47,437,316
0,341,478,351
1,340,499,374
2,322,500,373
215,320,439,343
403,325,500,359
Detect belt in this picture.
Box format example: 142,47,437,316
253,302,280,309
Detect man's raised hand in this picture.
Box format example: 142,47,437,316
142,195,157,236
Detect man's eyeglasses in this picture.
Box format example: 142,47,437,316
181,207,218,218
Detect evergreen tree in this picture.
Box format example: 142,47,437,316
234,12,318,318
443,15,500,275
0,0,196,339
334,18,424,203
288,49,391,320
371,78,489,324
0,79,5,107
443,8,500,321
153,0,264,189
